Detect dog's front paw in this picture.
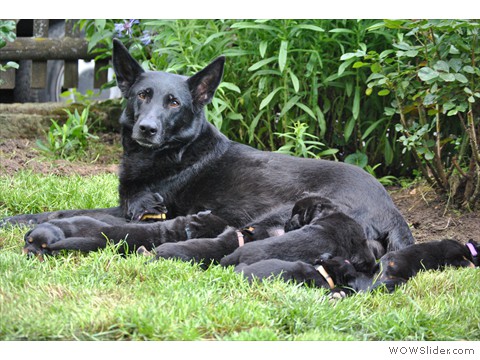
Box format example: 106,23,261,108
127,192,168,222
23,223,66,261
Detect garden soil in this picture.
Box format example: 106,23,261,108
1,136,479,245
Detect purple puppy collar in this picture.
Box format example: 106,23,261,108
466,243,478,257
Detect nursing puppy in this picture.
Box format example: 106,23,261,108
23,211,228,260
372,238,477,292
327,239,479,297
220,195,376,273
234,257,371,295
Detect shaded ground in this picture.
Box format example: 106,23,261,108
1,136,479,244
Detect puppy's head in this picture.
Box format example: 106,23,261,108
285,195,337,231
318,256,359,285
466,239,479,267
441,239,475,269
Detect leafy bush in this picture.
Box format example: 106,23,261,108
37,106,99,160
341,19,480,208
78,19,392,159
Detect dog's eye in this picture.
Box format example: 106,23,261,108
167,95,180,108
138,91,147,101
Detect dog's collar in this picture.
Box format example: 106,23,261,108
236,230,245,247
316,265,335,289
466,243,478,257
236,227,255,247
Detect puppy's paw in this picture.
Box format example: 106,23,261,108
328,288,347,302
23,223,66,261
136,245,154,257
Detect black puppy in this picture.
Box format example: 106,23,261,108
234,257,370,294
326,239,479,296
23,211,228,260
372,239,477,292
4,38,414,258
153,227,251,268
220,195,376,273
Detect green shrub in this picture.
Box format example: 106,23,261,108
37,106,99,160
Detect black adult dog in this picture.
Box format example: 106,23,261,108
4,39,414,257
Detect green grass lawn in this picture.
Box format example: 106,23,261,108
1,171,480,340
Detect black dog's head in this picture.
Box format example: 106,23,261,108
112,39,225,151
285,195,338,232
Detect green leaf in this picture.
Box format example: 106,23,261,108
220,82,241,93
448,58,463,73
454,73,469,83
259,41,268,58
424,151,434,161
439,73,455,82
280,95,301,117
329,28,355,34
344,151,368,168
433,60,449,73
295,24,325,32
338,58,355,76
384,140,393,165
362,119,385,140
295,103,316,120
352,86,360,120
352,61,366,69
278,40,288,73
371,63,382,73
6,61,19,69
259,87,283,110
344,117,356,142
288,70,300,93
340,53,357,61
418,67,439,81
463,65,475,74
423,93,437,106
248,57,277,72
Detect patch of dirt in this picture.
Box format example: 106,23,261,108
0,134,120,176
1,137,479,244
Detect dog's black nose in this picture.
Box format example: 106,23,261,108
139,122,158,136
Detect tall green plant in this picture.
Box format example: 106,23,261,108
79,19,406,169
37,106,99,160
342,19,480,208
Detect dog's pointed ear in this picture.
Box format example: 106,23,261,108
112,38,145,96
187,56,225,108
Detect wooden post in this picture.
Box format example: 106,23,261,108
31,19,49,89
64,20,79,89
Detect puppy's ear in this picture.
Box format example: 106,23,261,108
112,38,145,96
187,56,225,108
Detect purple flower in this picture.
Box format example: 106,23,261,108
114,19,139,37
140,30,152,45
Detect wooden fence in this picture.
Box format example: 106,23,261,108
0,19,108,90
